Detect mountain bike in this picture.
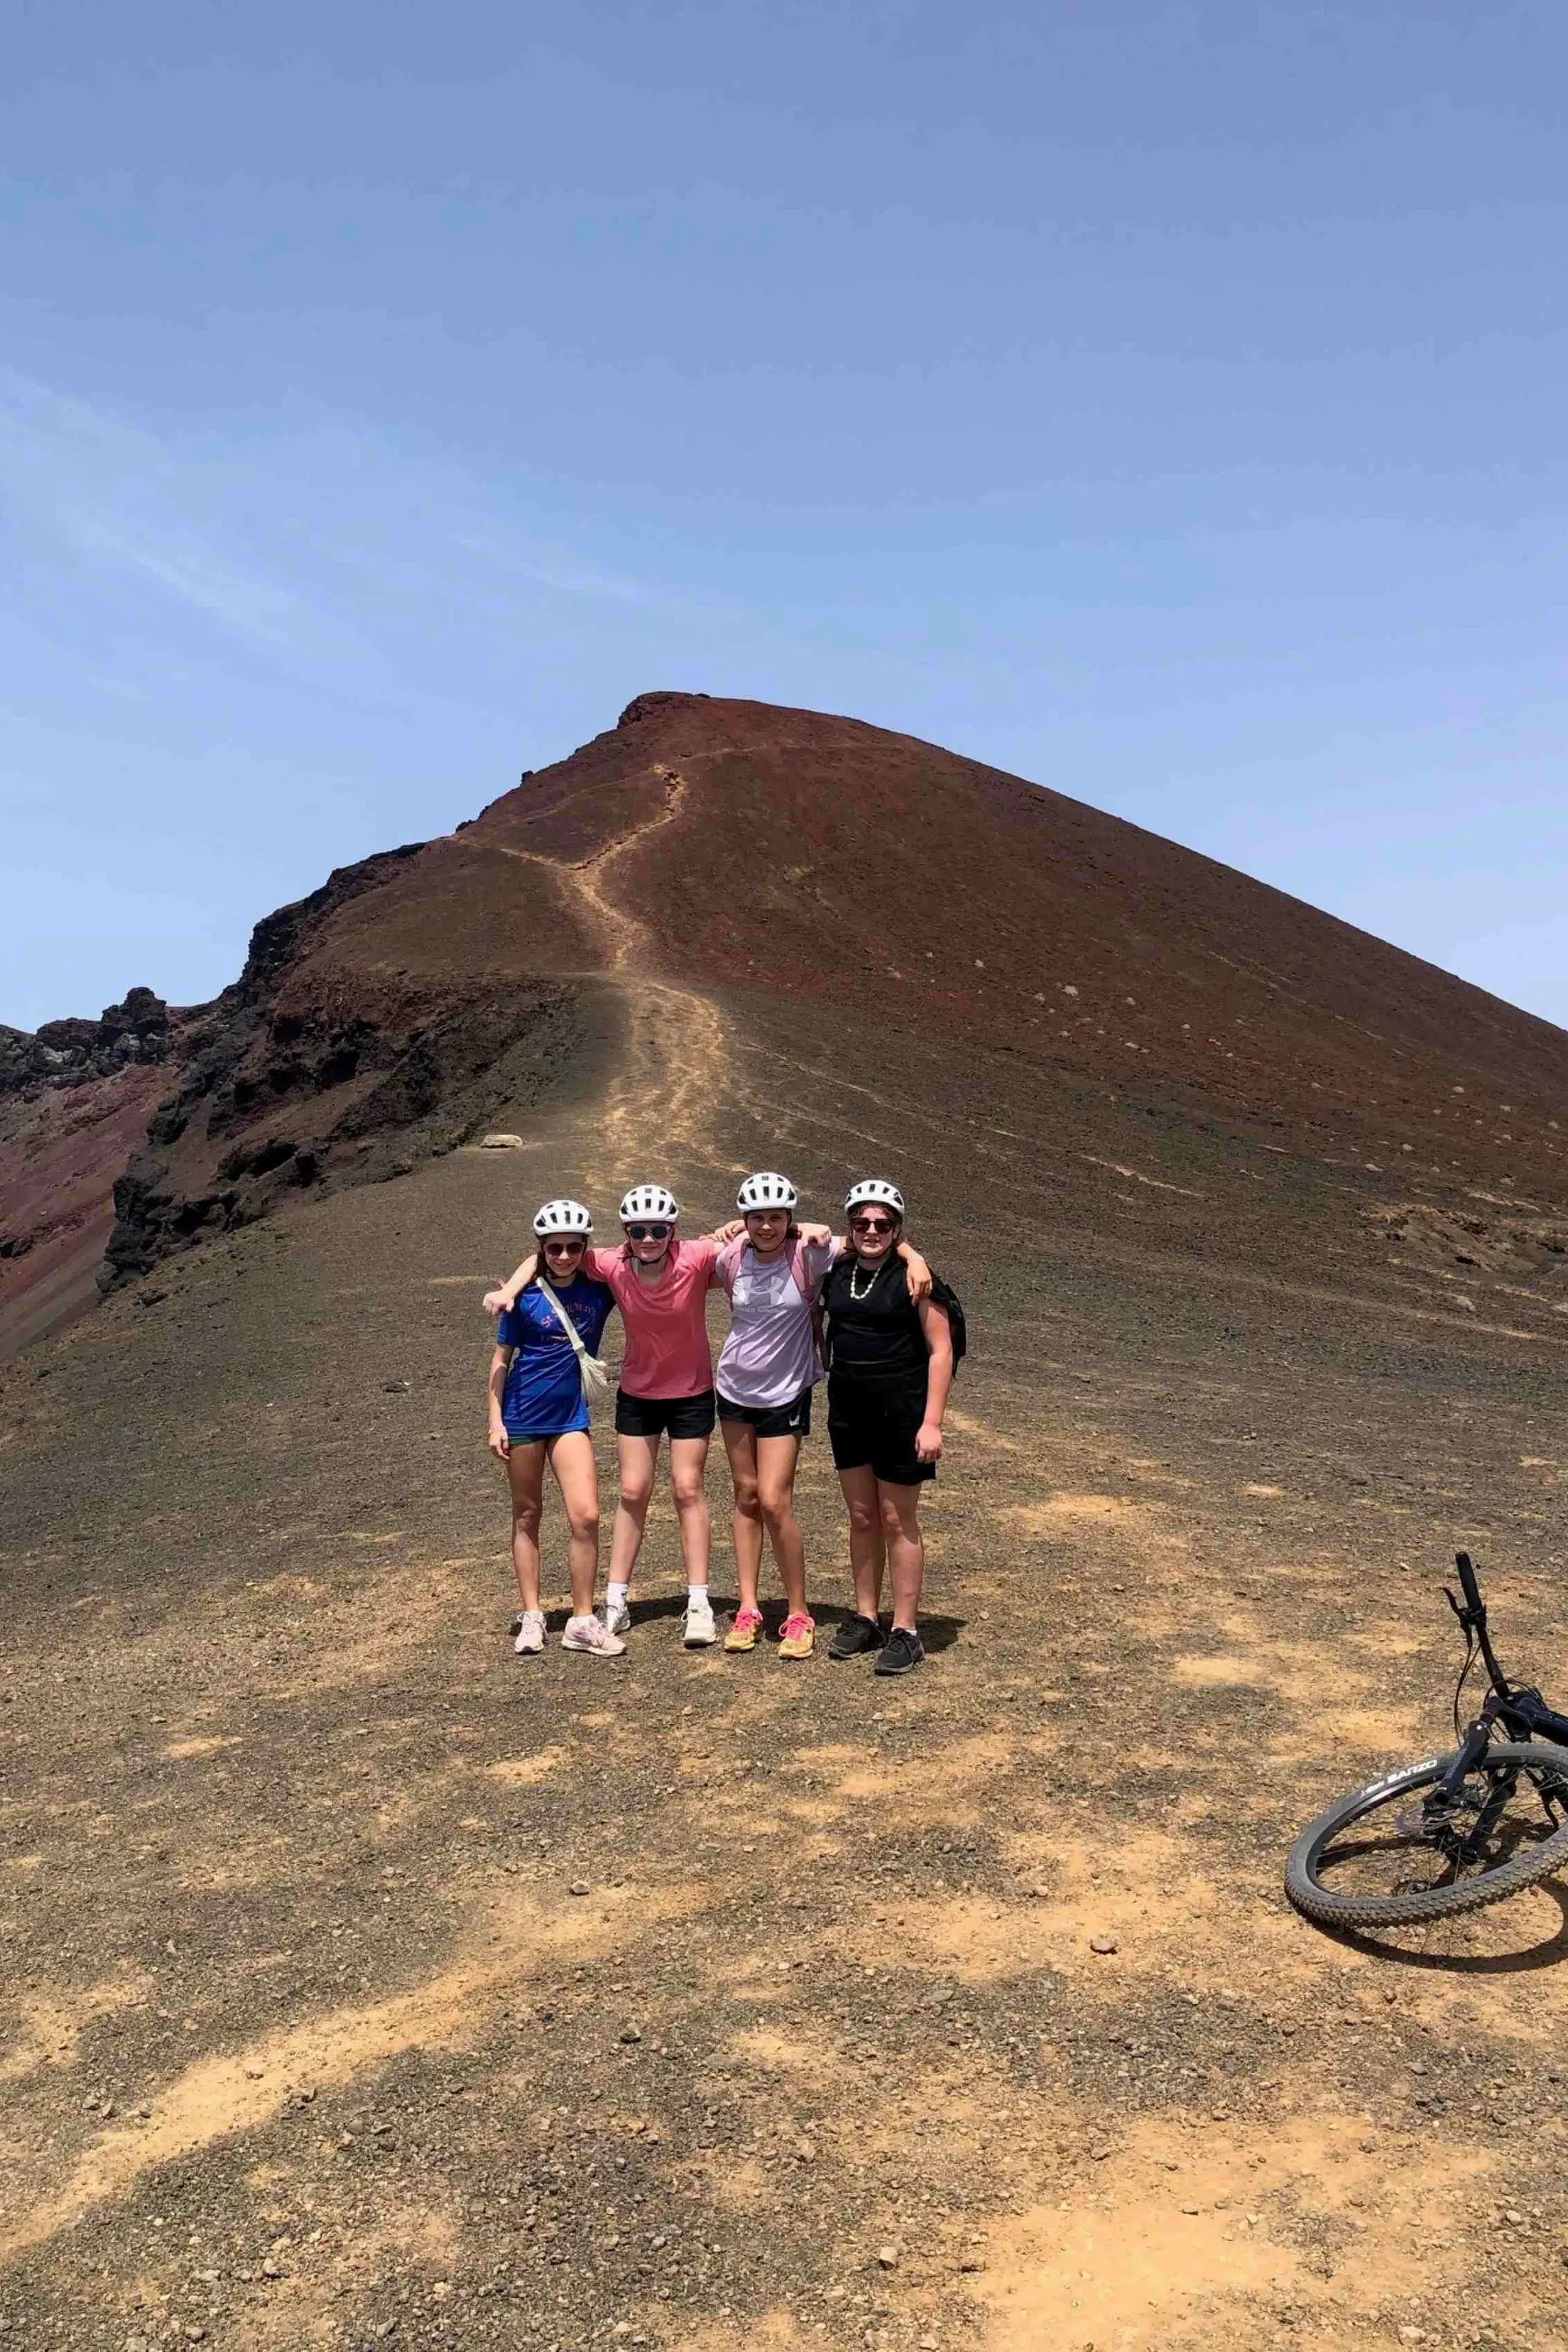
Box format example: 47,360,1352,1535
1286,1553,1568,1931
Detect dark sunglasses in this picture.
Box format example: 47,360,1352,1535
543,1236,586,1252
625,1222,671,1242
849,1215,896,1235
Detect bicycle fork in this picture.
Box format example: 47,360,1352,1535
1422,1724,1512,1861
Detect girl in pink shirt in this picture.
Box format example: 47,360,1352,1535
486,1183,742,1648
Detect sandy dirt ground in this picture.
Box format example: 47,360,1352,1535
4,969,1568,2352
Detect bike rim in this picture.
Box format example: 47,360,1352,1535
1305,1750,1568,1909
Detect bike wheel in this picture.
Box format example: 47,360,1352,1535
1286,1741,1568,1930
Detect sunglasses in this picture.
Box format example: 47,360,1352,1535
849,1215,896,1235
543,1236,586,1253
624,1222,671,1242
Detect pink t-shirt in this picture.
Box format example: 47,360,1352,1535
584,1235,720,1398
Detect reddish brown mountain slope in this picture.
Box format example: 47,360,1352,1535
4,689,1565,1348
0,1063,169,1355
466,691,1566,1154
0,991,176,1356
280,687,1568,1153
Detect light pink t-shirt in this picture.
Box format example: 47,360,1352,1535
715,1237,840,1410
584,1235,720,1399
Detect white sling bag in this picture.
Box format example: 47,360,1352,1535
536,1279,612,1403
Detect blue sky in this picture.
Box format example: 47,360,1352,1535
3,0,1565,1032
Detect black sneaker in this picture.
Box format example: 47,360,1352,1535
828,1612,883,1660
874,1626,925,1676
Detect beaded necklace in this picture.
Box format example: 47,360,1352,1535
848,1253,885,1303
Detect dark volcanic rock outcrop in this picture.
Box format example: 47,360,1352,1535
100,843,587,1289
0,987,172,1096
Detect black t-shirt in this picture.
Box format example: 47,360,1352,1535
822,1252,925,1381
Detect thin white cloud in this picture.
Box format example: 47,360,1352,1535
453,526,726,627
0,366,736,677
301,523,542,633
0,367,296,644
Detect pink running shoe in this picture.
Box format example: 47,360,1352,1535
777,1612,816,1660
724,1607,764,1654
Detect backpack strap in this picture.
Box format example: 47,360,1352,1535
786,1235,816,1300
715,1235,745,1300
791,1237,829,1374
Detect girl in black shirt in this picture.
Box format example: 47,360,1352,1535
823,1180,953,1675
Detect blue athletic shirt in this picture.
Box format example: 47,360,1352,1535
497,1275,616,1435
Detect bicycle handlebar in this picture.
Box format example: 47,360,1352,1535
1452,1548,1514,1697
1455,1550,1483,1614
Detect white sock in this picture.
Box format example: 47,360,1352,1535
606,1580,630,1610
687,1582,709,1603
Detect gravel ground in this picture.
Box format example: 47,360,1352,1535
4,987,1568,2352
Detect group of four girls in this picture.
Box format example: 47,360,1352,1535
483,1172,954,1677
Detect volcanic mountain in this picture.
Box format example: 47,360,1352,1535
4,688,1566,1356
5,692,1568,2352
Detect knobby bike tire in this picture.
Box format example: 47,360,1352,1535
1286,1741,1568,1930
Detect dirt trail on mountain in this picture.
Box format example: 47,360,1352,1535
488,762,733,1186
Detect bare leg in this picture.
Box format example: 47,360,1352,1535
720,1417,763,1615
878,1482,925,1632
609,1432,659,1590
545,1430,600,1617
668,1434,712,1589
505,1441,548,1611
837,1465,886,1623
757,1434,807,1618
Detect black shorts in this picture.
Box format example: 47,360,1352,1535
716,1385,813,1441
614,1385,717,1441
826,1375,935,1486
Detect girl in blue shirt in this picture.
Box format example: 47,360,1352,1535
487,1200,624,1659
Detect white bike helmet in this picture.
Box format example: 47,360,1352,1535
845,1177,905,1218
737,1170,797,1213
619,1183,680,1224
532,1197,592,1238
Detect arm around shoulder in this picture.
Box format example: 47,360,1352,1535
483,1254,536,1317
898,1238,932,1300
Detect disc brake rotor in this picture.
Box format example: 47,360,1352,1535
1393,1779,1493,1842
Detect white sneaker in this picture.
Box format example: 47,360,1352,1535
562,1613,627,1658
601,1598,631,1637
683,1593,717,1648
512,1610,546,1656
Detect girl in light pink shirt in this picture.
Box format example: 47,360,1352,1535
713,1172,927,1660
